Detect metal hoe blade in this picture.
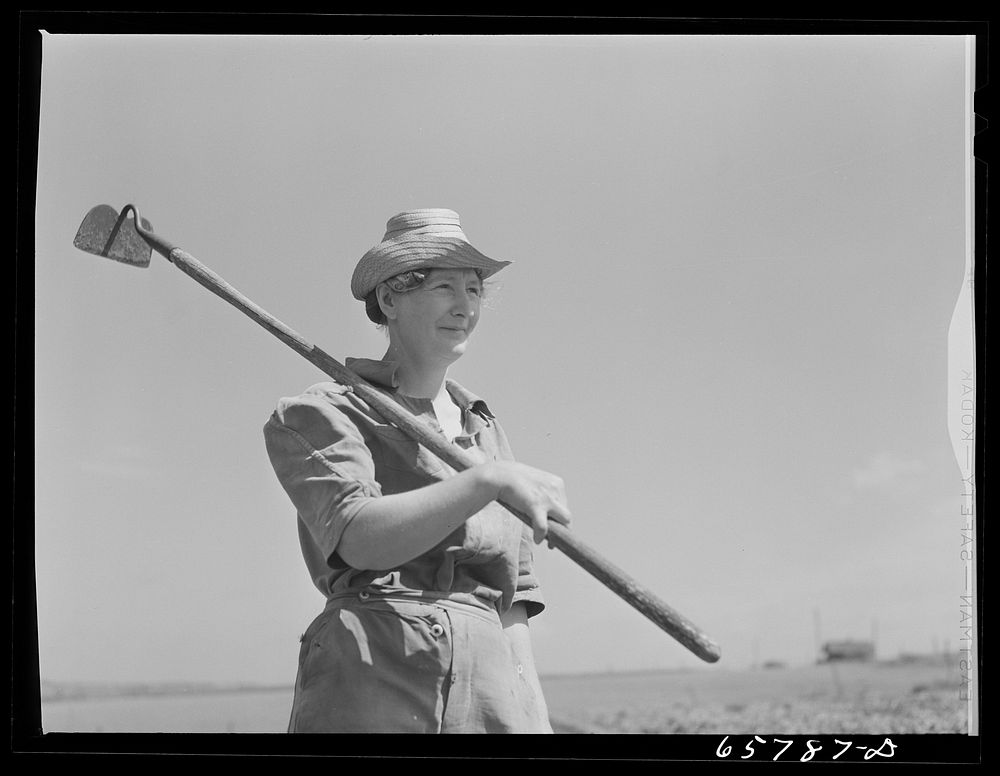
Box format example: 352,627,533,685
73,204,155,268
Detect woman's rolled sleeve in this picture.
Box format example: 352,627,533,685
263,388,382,564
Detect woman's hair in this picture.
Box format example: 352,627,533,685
364,268,486,325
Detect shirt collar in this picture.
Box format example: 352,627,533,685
345,357,400,390
345,357,496,428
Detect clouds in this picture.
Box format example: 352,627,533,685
75,443,159,482
851,451,928,492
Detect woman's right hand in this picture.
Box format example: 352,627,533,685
486,461,572,544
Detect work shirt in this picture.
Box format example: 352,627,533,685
263,357,544,618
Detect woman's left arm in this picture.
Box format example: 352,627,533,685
500,601,553,732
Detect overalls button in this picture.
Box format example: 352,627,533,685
358,590,370,601
430,623,444,638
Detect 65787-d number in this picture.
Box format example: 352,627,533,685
715,735,898,762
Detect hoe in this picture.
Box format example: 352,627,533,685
74,203,722,664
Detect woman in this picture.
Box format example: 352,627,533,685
263,209,571,733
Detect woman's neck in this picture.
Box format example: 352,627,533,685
381,345,450,400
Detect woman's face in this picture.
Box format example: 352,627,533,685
386,268,483,365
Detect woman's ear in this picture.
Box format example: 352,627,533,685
376,283,398,321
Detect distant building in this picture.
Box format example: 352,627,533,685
819,639,875,663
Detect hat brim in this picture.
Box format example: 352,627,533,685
351,236,511,300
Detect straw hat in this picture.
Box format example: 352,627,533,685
350,209,511,301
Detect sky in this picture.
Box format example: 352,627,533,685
31,32,977,693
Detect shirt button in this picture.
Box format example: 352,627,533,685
358,591,370,601
430,623,444,638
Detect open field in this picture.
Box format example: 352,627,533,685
543,659,968,734
40,658,968,735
